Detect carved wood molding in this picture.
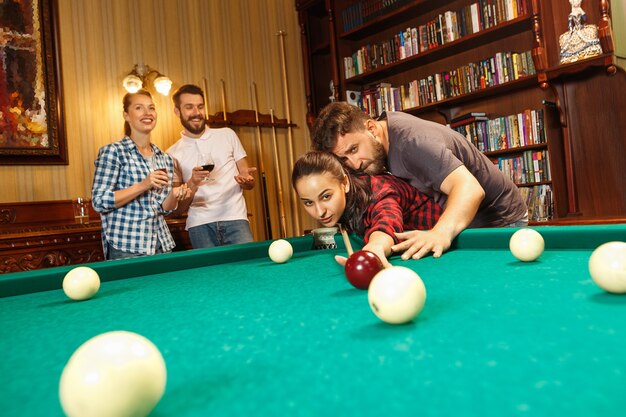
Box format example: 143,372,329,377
0,231,102,251
0,248,104,274
0,209,16,224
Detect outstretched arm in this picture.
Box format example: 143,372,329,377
334,231,394,269
392,165,484,259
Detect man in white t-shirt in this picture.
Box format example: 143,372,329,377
167,84,257,248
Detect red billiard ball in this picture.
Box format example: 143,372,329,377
344,250,384,289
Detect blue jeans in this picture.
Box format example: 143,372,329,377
188,220,253,249
106,240,168,260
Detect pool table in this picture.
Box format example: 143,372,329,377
1,224,626,417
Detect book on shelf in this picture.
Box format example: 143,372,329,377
451,111,487,123
520,184,553,222
450,115,489,128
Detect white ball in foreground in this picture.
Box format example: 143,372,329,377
368,266,426,324
268,239,293,263
589,241,626,293
63,266,101,301
509,228,545,262
59,331,167,417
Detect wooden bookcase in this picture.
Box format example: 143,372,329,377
296,0,341,129
296,0,626,223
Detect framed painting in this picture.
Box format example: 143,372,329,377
0,0,67,165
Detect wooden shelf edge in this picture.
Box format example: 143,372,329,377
516,180,552,187
530,216,626,226
206,110,297,129
538,53,617,85
484,143,548,157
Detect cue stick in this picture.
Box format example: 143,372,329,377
270,109,288,238
252,82,273,240
338,224,354,257
276,30,301,236
202,78,211,117
220,79,228,122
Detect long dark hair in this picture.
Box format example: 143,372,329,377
123,89,152,137
291,151,371,235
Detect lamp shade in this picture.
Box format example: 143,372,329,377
122,74,143,93
153,76,172,96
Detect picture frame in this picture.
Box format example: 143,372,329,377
0,0,67,165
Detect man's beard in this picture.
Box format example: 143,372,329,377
181,115,206,135
362,140,387,175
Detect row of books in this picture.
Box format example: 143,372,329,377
519,185,553,222
341,0,529,34
351,50,535,117
495,150,551,185
340,0,411,33
342,0,530,78
451,109,547,152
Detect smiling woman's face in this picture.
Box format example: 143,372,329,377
123,94,157,135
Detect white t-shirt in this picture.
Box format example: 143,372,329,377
167,127,249,230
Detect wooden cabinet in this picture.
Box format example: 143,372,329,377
296,0,626,222
0,201,191,273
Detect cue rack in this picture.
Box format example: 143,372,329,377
198,29,301,241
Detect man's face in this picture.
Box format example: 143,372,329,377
175,93,206,136
332,129,386,174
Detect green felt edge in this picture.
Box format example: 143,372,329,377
2,224,623,298
452,224,626,250
0,237,315,298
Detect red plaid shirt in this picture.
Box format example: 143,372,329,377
362,174,442,244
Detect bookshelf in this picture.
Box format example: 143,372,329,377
296,0,341,129
296,0,626,223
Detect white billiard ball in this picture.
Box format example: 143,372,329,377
59,331,167,417
509,228,545,262
63,266,101,301
589,241,626,293
268,239,293,263
368,266,426,324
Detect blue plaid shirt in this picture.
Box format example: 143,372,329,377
92,137,176,258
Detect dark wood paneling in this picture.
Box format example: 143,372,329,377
564,69,626,216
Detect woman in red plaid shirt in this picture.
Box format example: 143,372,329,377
292,151,442,266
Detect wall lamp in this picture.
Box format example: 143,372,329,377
122,64,172,96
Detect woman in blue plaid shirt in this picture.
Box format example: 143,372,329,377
92,90,191,260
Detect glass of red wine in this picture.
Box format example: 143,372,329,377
198,152,215,183
150,157,168,192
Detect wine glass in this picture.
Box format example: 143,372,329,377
151,157,168,175
150,157,168,194
197,152,215,183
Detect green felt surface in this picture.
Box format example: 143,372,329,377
1,225,626,417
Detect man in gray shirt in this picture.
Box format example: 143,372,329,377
311,102,528,260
